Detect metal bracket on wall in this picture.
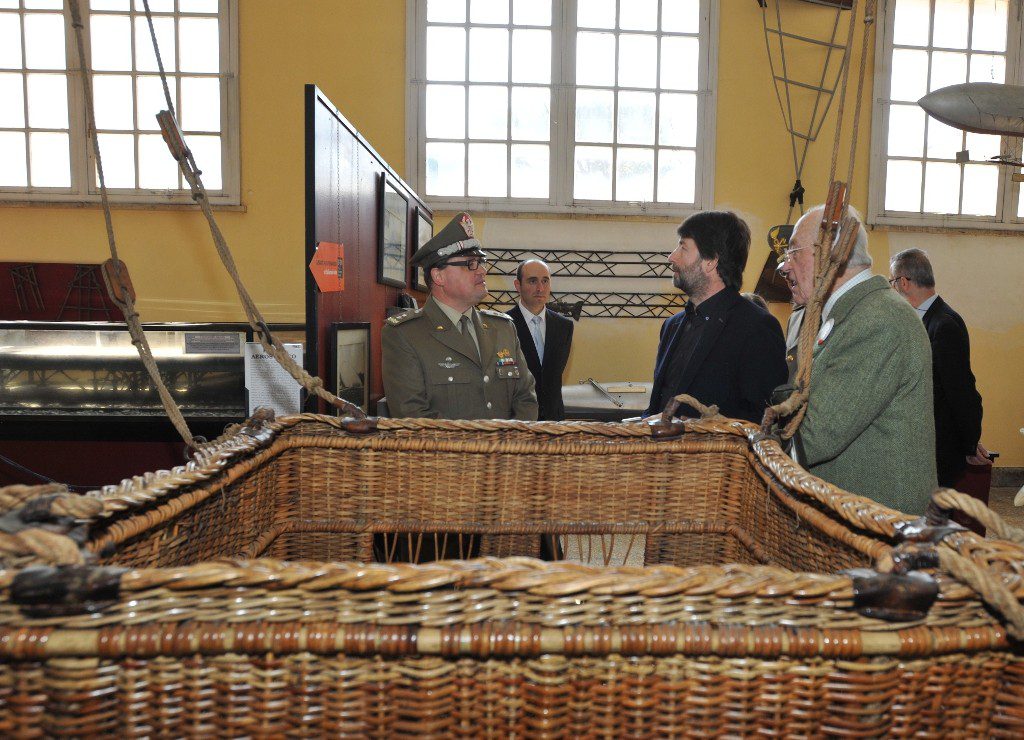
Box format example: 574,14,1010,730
485,249,673,279
483,290,686,319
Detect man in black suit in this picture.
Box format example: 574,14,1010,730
507,259,574,420
890,248,988,486
644,211,787,423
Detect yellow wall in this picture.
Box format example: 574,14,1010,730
1,0,1021,465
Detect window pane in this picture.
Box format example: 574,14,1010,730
469,28,509,83
181,76,220,131
615,147,653,201
923,161,960,212
134,16,176,72
0,0,18,6
929,51,966,92
886,104,924,157
468,85,508,139
969,54,1004,83
91,0,131,10
29,131,70,186
513,0,550,26
187,134,221,189
0,131,27,186
138,132,180,188
574,145,612,199
960,164,997,216
179,17,219,73
427,27,466,81
893,0,930,46
932,0,968,49
575,88,613,143
134,0,172,10
965,131,1000,160
660,36,699,90
926,118,963,158
179,0,218,12
889,49,928,101
26,73,67,128
468,142,507,196
511,29,550,83
620,0,656,31
617,90,654,144
95,132,135,188
0,72,25,126
426,84,466,138
136,75,175,131
0,14,23,69
470,0,507,24
578,0,615,29
885,160,922,211
427,0,465,23
662,0,699,33
971,0,1007,52
24,13,65,70
90,14,132,71
618,34,656,88
576,32,615,86
511,86,549,141
93,74,134,129
510,143,548,197
657,148,695,203
659,93,697,146
426,141,465,195
25,0,63,8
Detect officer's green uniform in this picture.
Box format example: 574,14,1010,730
381,211,538,421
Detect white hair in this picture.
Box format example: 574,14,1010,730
798,203,872,271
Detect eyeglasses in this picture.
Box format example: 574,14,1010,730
777,245,808,265
441,257,488,271
888,276,904,287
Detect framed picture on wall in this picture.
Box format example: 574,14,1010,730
377,173,408,288
412,207,432,292
331,322,370,413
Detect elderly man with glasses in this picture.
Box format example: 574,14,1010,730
382,212,538,421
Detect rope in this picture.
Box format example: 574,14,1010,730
936,546,1024,640
932,488,1024,544
136,3,364,420
68,0,199,451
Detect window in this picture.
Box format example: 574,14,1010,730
869,0,1023,229
407,0,717,215
0,0,239,204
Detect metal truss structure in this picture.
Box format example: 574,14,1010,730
484,290,685,320
485,249,672,278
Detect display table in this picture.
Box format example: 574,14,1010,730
562,379,652,421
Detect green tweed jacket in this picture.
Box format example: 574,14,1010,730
794,274,937,514
382,296,538,421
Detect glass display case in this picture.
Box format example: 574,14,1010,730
0,322,302,421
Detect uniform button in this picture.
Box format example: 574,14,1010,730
486,402,493,409
483,375,490,383
448,376,454,382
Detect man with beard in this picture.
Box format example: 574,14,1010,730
644,211,787,423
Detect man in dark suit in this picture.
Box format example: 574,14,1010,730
644,211,788,423
507,259,574,420
890,248,988,487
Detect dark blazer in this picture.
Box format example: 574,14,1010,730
507,305,574,421
922,296,983,486
645,288,788,423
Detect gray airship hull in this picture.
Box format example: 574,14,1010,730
918,82,1024,137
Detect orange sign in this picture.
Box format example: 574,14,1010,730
309,241,345,292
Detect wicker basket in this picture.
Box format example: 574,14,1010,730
1,414,1023,736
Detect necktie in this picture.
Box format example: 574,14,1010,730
459,315,480,361
531,315,544,364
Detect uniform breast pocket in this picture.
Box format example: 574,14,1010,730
496,365,521,380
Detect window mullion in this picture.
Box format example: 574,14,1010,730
66,2,89,198
997,1,1024,221
552,0,574,208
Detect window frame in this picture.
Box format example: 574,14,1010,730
868,0,1024,231
404,0,719,217
0,0,240,206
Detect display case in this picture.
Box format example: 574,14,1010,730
0,321,303,422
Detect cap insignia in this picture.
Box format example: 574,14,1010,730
460,214,475,238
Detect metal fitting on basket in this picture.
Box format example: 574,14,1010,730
11,565,126,617
843,567,939,622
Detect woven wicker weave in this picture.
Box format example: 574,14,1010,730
1,414,1023,736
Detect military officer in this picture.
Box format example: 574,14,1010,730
382,212,538,421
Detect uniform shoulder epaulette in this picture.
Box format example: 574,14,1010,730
479,308,513,321
386,309,423,326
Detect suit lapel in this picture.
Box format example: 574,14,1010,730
510,305,542,375
653,315,687,391
425,298,480,366
674,296,732,395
